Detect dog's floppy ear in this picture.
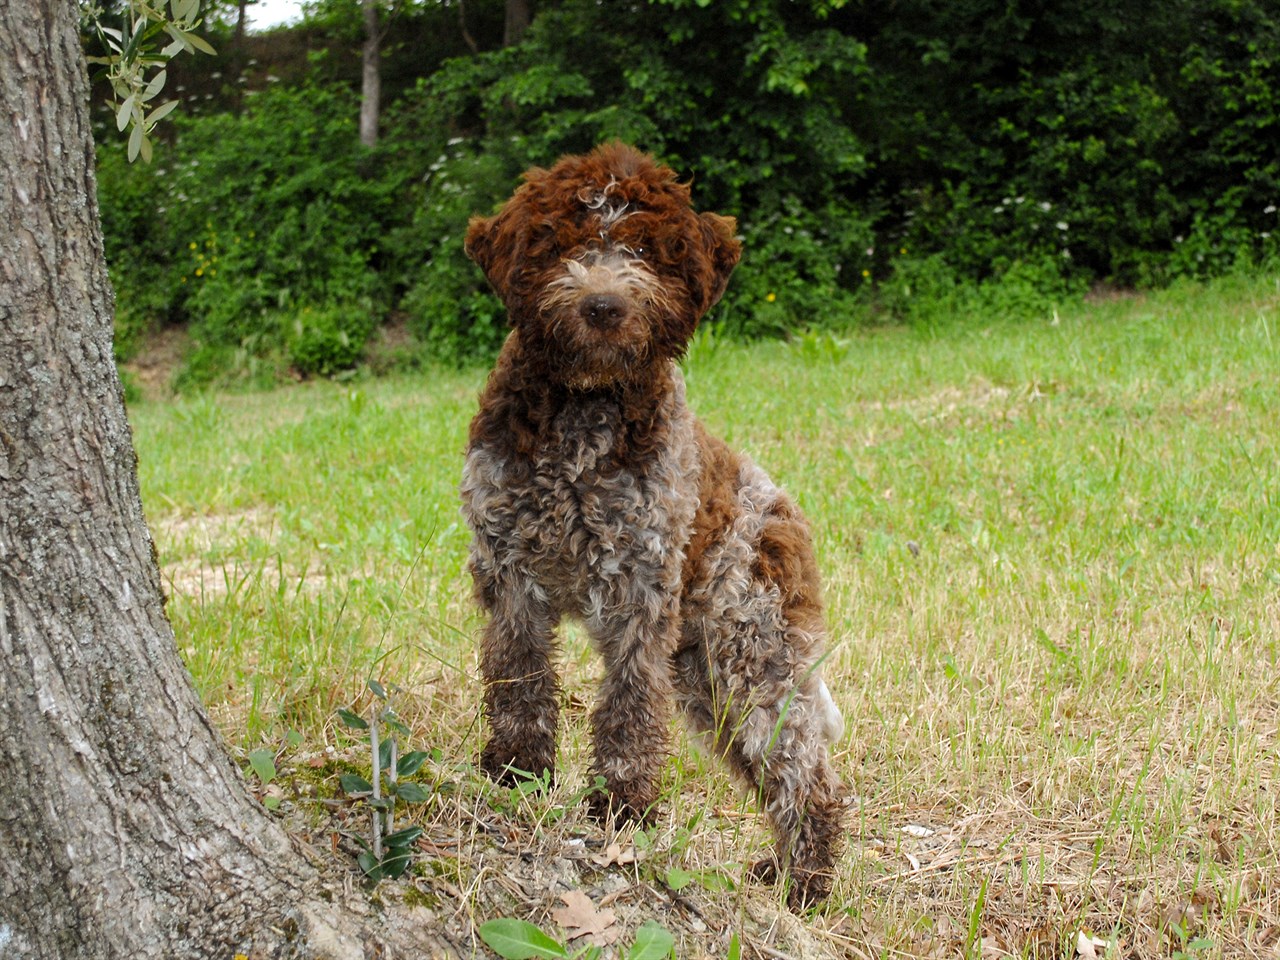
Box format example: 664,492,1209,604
465,209,526,316
464,214,498,277
467,168,549,301
698,212,742,312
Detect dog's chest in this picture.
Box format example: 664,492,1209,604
534,403,678,573
463,397,698,608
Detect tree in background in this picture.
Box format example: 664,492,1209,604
360,0,398,146
504,0,531,45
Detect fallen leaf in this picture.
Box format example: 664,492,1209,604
1074,930,1110,957
552,889,619,944
591,841,639,867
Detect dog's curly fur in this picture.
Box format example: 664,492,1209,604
461,142,850,908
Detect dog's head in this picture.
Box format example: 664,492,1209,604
465,142,741,389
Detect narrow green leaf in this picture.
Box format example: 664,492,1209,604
339,773,373,795
383,825,423,847
378,736,393,772
627,921,674,960
139,132,153,164
397,750,430,777
127,121,143,162
247,748,276,784
367,678,387,699
726,932,741,960
146,99,179,125
163,24,190,52
143,69,167,101
478,919,569,960
285,729,305,748
356,849,381,879
122,19,146,62
337,708,368,730
394,781,430,803
385,717,411,738
115,96,135,132
381,848,412,878
185,31,217,55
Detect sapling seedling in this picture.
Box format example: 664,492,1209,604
337,679,432,881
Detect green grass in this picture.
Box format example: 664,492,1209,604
129,272,1280,957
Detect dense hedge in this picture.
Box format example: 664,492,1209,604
97,0,1280,383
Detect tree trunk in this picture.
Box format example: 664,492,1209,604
0,3,457,956
503,0,531,47
360,0,381,148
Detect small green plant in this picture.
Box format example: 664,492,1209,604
337,680,433,881
245,729,303,811
478,916,674,960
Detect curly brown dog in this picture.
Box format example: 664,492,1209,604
460,142,849,908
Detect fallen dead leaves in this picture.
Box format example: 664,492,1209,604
551,889,620,946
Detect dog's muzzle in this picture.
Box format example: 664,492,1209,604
580,293,628,330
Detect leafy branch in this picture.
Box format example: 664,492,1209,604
83,0,215,162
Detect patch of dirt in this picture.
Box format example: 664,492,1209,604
1084,282,1145,305
121,323,190,400
149,506,335,599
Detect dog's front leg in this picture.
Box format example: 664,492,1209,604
475,566,560,787
586,600,679,824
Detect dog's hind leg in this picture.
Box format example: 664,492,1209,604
674,491,850,909
675,632,849,908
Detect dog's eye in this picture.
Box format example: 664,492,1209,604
634,246,647,259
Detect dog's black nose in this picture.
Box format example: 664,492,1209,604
580,294,627,329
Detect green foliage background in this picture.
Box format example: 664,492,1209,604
95,0,1280,383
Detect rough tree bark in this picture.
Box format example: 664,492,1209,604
360,0,382,148
0,3,457,956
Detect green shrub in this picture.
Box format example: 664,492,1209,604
287,302,376,377
93,0,1279,384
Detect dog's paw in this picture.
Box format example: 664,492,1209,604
748,856,781,885
585,786,658,827
480,741,554,788
749,857,832,911
784,865,834,911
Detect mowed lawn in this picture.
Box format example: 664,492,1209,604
129,273,1280,958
